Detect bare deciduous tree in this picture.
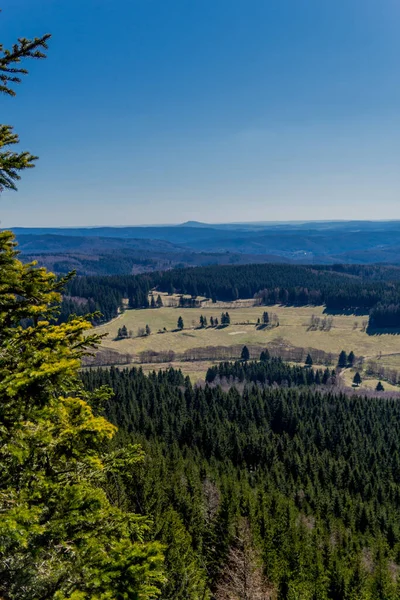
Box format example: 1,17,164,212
214,519,275,600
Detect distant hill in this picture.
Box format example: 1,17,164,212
9,220,400,274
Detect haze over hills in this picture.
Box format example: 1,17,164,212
12,220,400,274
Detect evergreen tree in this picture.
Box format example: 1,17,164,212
210,316,214,327
241,346,250,361
221,312,231,326
145,323,151,336
156,294,163,308
150,294,156,308
348,350,355,367
0,23,164,599
177,316,184,330
338,350,348,368
260,349,270,362
353,372,362,387
376,381,385,392
305,353,313,367
117,324,128,338
263,311,270,325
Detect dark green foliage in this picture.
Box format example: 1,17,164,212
338,350,348,368
369,303,400,329
149,263,400,312
199,315,207,328
262,311,270,325
82,366,400,598
205,358,334,387
58,274,150,324
348,350,355,367
57,263,400,329
117,324,128,339
156,294,163,308
177,315,184,330
353,372,362,386
305,353,313,367
260,349,270,361
221,312,230,325
241,346,250,361
376,381,385,392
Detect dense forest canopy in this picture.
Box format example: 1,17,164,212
82,365,400,599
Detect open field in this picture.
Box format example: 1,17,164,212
341,368,400,392
91,297,400,388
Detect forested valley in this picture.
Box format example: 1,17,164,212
4,8,400,600
80,365,400,599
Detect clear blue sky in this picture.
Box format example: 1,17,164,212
2,0,400,226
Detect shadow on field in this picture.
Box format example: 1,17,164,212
322,308,369,316
366,327,400,336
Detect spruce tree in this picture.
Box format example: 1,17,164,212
263,311,270,325
338,350,348,368
305,353,313,367
241,346,250,361
177,316,184,330
376,381,384,392
353,372,362,387
0,19,164,599
260,349,270,362
156,294,163,308
348,350,355,367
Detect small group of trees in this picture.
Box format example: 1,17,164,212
260,349,270,361
150,294,163,308
337,350,356,368
257,311,279,328
308,314,333,331
199,315,221,328
117,324,151,338
221,312,231,326
137,324,151,337
117,325,129,339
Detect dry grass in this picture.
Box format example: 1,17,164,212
94,301,400,387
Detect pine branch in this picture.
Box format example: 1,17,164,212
0,124,37,192
0,33,51,96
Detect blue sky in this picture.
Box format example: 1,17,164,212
2,0,400,226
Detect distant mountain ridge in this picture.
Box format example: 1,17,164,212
8,220,400,275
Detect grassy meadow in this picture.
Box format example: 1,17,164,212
92,294,400,388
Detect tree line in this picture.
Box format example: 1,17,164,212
58,264,400,329
205,356,336,387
